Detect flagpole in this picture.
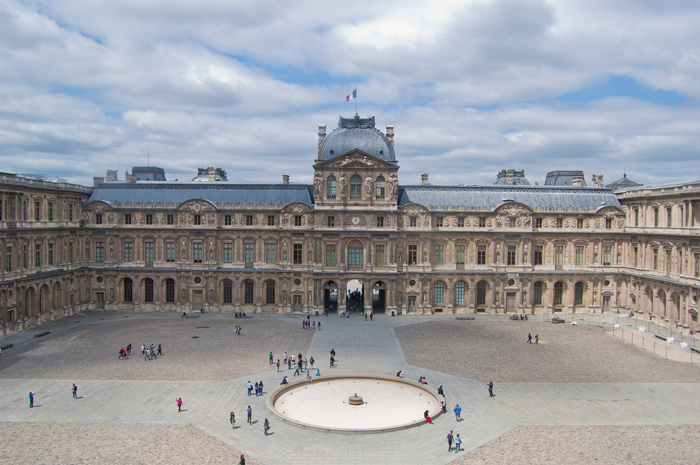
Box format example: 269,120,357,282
355,85,358,116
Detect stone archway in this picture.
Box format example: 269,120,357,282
323,280,338,314
345,279,364,313
372,280,387,313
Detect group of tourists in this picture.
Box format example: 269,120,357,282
118,344,132,359
141,343,162,360
301,319,319,330
526,333,539,344
246,380,265,396
234,313,248,319
510,314,528,320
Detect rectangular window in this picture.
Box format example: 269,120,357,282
603,246,611,266
575,246,584,266
477,245,486,265
95,241,104,262
455,282,465,305
225,215,232,226
48,203,53,221
634,208,639,226
577,218,584,229
266,243,276,264
328,216,335,227
695,253,700,278
377,216,384,227
35,201,41,221
166,242,175,262
375,245,385,266
408,245,418,265
458,217,464,227
605,218,612,229
267,215,275,226
193,242,203,263
124,242,133,262
266,282,275,304
410,217,417,227
456,245,465,267
294,215,302,226
434,283,444,306
634,247,638,268
667,207,672,228
436,217,444,227
125,214,132,225
223,242,233,263
146,214,153,225
554,246,564,269
534,245,543,265
167,214,174,225
245,242,254,266
69,204,73,221
509,217,516,228
479,217,486,228
48,243,53,265
654,208,659,227
477,284,486,306
666,249,672,272
145,241,154,263
95,213,102,225
535,218,542,229
35,244,41,267
194,215,201,225
507,245,516,265
293,243,303,264
246,215,253,226
68,243,73,263
326,245,336,266
653,249,658,269
434,245,444,265
5,247,11,271
556,218,563,228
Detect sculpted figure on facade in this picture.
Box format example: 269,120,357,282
313,172,323,197
364,175,373,197
389,173,399,200
338,175,347,200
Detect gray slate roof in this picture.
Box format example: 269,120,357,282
87,182,313,208
399,185,622,212
319,116,396,162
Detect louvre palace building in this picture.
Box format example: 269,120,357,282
1,115,700,337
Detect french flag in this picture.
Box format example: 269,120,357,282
346,89,356,101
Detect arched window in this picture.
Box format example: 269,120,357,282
144,278,154,303
326,176,336,199
223,279,233,304
165,278,175,303
350,175,362,199
659,290,667,317
554,281,564,306
476,281,487,306
348,240,363,270
533,281,543,306
266,280,276,304
123,278,133,303
574,282,584,306
434,281,444,306
376,176,385,199
244,279,254,304
455,281,465,306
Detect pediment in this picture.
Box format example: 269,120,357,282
314,150,397,169
282,202,313,213
177,199,217,212
493,201,533,215
83,200,113,212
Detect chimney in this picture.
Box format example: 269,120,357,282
421,173,429,185
572,175,584,187
93,177,104,187
282,175,289,185
318,124,327,156
386,125,395,146
207,167,217,182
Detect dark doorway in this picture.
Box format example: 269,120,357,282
346,280,364,313
372,289,386,313
324,288,338,313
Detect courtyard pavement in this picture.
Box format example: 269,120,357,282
2,312,700,464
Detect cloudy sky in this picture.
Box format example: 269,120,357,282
2,0,700,187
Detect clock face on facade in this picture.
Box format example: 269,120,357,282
352,216,360,225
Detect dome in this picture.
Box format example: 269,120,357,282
191,167,228,182
319,116,396,162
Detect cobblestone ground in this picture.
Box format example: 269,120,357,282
396,321,700,383
451,425,700,465
0,422,260,465
0,318,313,381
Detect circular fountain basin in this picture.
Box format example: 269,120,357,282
267,374,441,432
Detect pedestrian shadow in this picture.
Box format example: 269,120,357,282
32,405,43,408
266,432,275,436
180,409,188,412
76,396,84,399
250,420,258,425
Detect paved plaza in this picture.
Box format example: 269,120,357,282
2,311,700,464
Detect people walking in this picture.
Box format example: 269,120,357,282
72,383,78,399
453,404,461,421
269,352,273,364
527,333,532,343
230,411,235,429
176,397,183,412
247,405,252,424
310,356,315,369
264,418,270,436
330,355,335,368
276,360,280,372
446,431,454,451
238,454,245,465
258,381,264,396
158,344,162,356
535,334,539,344
488,381,494,397
247,381,253,396
29,392,34,408
455,433,462,452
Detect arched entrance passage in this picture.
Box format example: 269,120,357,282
372,281,386,313
324,280,338,313
346,279,364,313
